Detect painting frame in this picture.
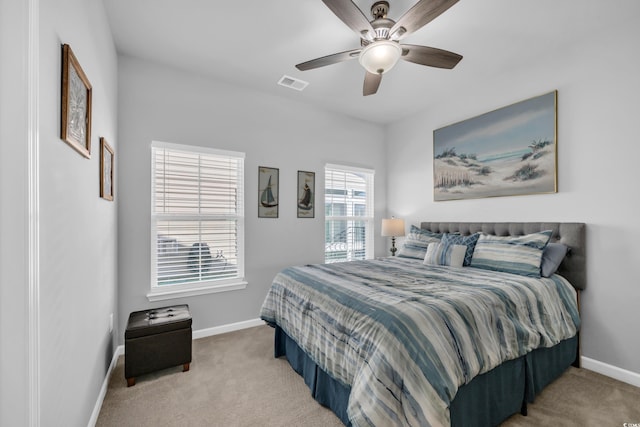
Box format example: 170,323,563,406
61,44,92,158
99,137,114,201
433,90,557,201
258,166,279,218
297,171,315,218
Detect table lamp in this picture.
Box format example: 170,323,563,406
381,217,405,256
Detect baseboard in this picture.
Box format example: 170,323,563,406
87,344,124,427
87,318,265,426
581,356,640,388
192,318,266,340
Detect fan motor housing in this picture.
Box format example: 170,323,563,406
371,18,395,40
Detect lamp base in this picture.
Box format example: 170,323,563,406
390,236,397,256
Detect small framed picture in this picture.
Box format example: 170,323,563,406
258,166,279,218
297,171,315,218
60,44,92,158
100,137,114,201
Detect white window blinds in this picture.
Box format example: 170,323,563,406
324,164,374,263
151,142,245,289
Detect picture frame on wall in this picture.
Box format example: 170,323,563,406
99,137,114,201
60,44,93,158
258,166,279,218
297,170,315,218
433,90,557,201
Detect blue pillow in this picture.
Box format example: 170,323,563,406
397,225,442,260
540,243,569,277
470,230,553,278
441,233,480,266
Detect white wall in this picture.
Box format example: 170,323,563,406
37,0,119,425
386,19,640,375
116,56,387,342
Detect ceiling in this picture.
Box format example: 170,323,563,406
104,0,635,124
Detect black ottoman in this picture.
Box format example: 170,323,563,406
125,304,192,386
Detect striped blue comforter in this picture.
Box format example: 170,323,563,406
260,257,580,427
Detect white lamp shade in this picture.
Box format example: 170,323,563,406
358,40,402,75
381,218,405,237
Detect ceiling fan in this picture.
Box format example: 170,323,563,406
296,0,463,96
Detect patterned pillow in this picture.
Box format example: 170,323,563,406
423,243,467,268
397,225,442,259
470,230,553,277
441,232,480,266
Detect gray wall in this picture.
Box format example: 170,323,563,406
116,56,387,342
40,0,118,425
1,0,118,425
385,16,640,375
0,0,32,425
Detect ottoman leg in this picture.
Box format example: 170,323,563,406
183,363,190,372
127,377,136,387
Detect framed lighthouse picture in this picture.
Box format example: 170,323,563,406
297,170,315,218
258,166,279,218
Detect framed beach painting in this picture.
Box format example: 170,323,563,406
433,91,557,201
297,171,315,218
258,166,279,218
99,137,114,201
61,44,92,158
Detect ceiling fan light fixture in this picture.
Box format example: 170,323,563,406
358,40,402,74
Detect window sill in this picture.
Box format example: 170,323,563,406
147,280,248,302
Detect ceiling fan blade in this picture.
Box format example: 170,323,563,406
322,0,375,40
363,71,382,96
296,48,361,71
401,44,462,69
390,0,459,40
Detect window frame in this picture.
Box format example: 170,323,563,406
148,141,246,302
324,163,375,263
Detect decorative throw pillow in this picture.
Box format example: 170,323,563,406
441,232,480,266
470,230,553,277
424,243,467,268
397,225,442,260
540,243,569,277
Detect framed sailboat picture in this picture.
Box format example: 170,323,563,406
258,166,279,218
297,171,315,218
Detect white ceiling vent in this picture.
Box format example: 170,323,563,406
277,75,309,91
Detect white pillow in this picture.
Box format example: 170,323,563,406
423,243,467,268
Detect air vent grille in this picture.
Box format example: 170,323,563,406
277,75,309,91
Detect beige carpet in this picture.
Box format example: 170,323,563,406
97,325,640,426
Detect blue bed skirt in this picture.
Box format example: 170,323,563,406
273,325,577,426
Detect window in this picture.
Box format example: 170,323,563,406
149,141,245,301
324,164,374,263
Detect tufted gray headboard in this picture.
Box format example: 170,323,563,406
420,222,586,290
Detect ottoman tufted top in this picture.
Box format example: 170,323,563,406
125,304,192,339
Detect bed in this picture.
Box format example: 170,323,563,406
260,222,585,426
